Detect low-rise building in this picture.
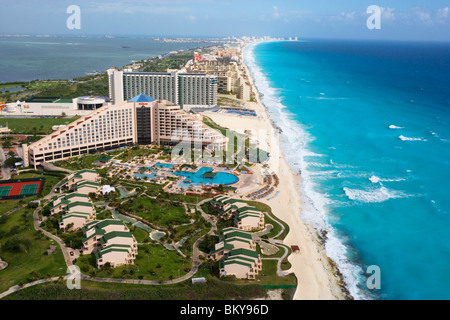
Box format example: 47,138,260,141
74,180,101,195
81,219,138,268
50,193,90,215
219,248,262,279
234,206,265,231
3,96,109,117
59,169,100,191
81,219,132,254
210,196,265,230
59,211,96,231
210,195,247,214
210,227,256,261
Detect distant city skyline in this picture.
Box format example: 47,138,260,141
0,0,449,41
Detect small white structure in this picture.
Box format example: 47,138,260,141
102,185,115,195
192,277,207,284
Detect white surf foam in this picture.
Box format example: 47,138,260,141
244,43,368,300
369,175,406,183
399,135,427,141
389,125,403,129
343,186,407,203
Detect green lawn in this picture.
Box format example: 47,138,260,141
0,82,28,90
54,154,100,171
126,223,150,243
256,260,297,286
115,146,161,162
1,277,267,300
76,243,192,282
0,116,80,135
246,200,290,240
0,208,67,293
118,197,188,228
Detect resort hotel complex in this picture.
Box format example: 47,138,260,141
23,93,229,169
107,68,218,109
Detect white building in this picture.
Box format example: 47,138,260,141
3,96,110,117
107,68,218,109
25,95,228,169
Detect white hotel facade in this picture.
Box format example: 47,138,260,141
107,68,218,109
24,94,228,169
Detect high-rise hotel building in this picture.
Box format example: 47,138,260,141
107,68,218,109
24,94,228,169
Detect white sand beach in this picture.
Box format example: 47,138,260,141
200,44,347,300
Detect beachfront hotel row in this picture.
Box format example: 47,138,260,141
23,93,229,169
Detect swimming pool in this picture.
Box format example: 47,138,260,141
133,173,157,179
154,162,174,169
174,167,238,188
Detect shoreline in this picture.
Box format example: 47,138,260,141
203,40,348,299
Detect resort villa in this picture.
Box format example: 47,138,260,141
219,248,262,280
210,195,265,231
208,227,262,280
50,193,90,215
210,227,256,260
81,219,138,268
51,169,101,230
233,206,265,231
59,169,100,191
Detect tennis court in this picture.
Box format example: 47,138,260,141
0,186,13,197
0,178,45,200
19,183,40,195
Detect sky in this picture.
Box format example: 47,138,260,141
0,0,450,41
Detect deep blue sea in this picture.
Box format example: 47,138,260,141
245,39,450,300
0,36,212,82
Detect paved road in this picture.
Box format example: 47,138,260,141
0,147,11,180
32,191,75,268
40,162,74,173
0,277,62,299
0,194,218,299
1,194,293,299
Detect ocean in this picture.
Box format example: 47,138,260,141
245,39,450,300
0,36,213,82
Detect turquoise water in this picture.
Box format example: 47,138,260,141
246,40,450,300
155,162,174,169
0,36,211,82
174,167,238,187
133,173,156,179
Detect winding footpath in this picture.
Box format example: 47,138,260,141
1,192,289,299
0,193,216,299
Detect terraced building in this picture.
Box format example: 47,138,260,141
24,94,228,169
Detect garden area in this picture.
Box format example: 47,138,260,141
0,116,80,135
0,207,66,293
76,243,192,282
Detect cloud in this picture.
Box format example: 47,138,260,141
437,7,449,21
87,1,193,15
413,7,433,24
272,6,280,19
186,15,197,22
333,11,356,21
380,7,395,21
